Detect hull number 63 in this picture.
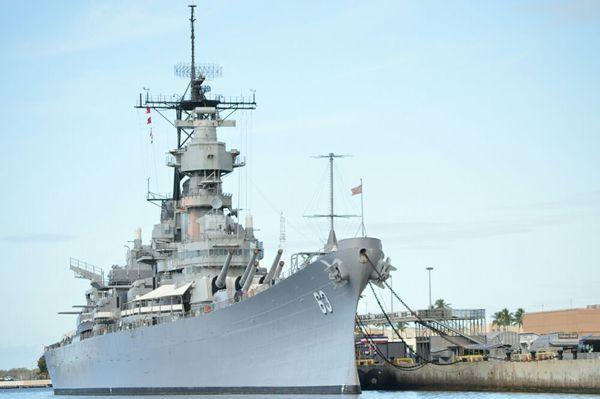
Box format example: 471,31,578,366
313,290,333,314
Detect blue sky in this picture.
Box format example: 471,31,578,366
0,0,599,368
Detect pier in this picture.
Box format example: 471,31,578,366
357,303,600,395
0,379,52,389
360,358,600,394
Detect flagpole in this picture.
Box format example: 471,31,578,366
360,178,366,237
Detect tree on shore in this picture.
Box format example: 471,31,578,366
0,367,37,381
395,321,407,332
513,308,525,330
492,308,514,330
37,355,48,378
434,298,451,309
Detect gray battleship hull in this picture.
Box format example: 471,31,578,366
46,238,383,395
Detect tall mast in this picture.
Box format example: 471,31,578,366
189,5,196,82
328,153,335,232
306,153,357,251
136,5,257,210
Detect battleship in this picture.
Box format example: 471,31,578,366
44,6,393,395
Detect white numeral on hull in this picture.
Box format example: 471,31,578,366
313,290,333,314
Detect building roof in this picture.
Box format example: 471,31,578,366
522,307,600,335
132,282,192,302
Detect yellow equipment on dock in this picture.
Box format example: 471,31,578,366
356,359,375,366
393,357,415,365
457,355,485,362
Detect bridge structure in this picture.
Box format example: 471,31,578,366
358,307,488,353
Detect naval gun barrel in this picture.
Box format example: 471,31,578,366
262,249,283,284
239,249,259,289
214,250,233,291
273,261,285,281
241,260,259,292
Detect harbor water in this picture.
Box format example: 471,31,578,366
0,389,597,399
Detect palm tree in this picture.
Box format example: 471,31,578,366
395,321,407,333
375,322,386,330
492,308,514,331
492,311,502,330
513,308,525,330
434,298,451,309
392,321,408,340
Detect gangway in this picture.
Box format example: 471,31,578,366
358,308,487,346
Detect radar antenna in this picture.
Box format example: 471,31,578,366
189,5,196,81
174,5,222,81
135,5,257,203
174,63,222,81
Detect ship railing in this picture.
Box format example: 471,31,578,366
147,191,171,201
207,93,257,106
81,302,224,339
288,251,325,276
119,296,243,331
146,93,182,103
69,257,106,286
70,257,103,275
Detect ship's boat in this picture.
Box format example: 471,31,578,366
44,6,393,395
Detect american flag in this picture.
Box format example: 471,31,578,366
351,184,362,196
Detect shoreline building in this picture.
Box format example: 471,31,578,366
523,305,600,335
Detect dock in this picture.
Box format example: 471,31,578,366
360,358,600,394
0,379,52,389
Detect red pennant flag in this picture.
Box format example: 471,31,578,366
146,107,151,114
146,116,152,125
351,184,362,196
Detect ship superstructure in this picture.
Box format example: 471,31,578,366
45,6,393,395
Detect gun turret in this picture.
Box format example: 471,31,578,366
213,251,233,293
241,261,259,292
238,249,259,289
261,249,283,285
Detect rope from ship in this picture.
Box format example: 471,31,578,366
362,252,494,365
356,315,493,371
362,252,523,364
355,315,426,371
362,252,467,349
366,282,428,363
366,281,474,368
